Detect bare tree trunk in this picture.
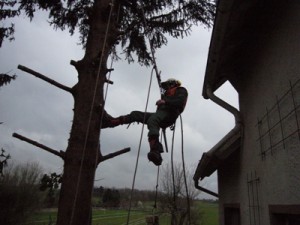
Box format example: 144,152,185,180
56,0,118,224
178,211,188,225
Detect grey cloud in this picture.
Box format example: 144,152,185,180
0,15,238,199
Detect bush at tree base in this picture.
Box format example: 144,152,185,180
0,162,45,225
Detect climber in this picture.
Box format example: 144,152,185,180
102,78,188,166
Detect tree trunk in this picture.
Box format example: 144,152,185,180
56,0,118,224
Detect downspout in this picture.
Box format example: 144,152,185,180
195,183,219,198
194,84,243,198
206,84,241,124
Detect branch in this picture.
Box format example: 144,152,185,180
98,147,130,164
18,65,72,93
70,60,77,67
12,133,65,159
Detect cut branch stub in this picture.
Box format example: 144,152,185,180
12,132,65,159
98,147,130,164
18,65,72,93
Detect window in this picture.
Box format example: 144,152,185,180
269,205,300,225
224,204,241,225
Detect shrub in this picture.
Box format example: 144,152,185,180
0,162,44,225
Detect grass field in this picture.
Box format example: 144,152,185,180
196,201,219,225
27,201,218,225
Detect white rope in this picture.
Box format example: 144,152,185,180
126,66,155,225
139,2,163,95
170,122,177,208
69,1,115,224
87,4,121,220
180,115,191,224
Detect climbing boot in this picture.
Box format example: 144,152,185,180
101,111,114,128
147,136,163,166
108,116,129,127
101,111,130,128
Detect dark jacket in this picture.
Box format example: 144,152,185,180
161,86,188,114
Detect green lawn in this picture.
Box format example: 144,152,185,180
27,201,218,225
196,201,219,225
92,210,146,225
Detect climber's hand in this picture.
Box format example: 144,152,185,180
156,99,166,106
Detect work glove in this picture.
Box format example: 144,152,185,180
156,99,166,106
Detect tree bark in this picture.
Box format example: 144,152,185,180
56,0,119,224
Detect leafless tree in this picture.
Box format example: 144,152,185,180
159,163,201,225
0,162,44,225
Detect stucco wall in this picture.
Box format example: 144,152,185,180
218,1,300,225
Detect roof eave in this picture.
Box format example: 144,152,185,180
193,124,242,181
202,0,236,99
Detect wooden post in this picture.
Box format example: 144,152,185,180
145,215,159,225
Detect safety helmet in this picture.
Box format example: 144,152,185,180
161,78,181,89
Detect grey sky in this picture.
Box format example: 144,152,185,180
0,14,238,199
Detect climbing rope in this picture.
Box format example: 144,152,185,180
153,164,160,211
124,4,190,224
180,115,191,224
126,66,155,225
88,3,122,223
139,2,163,95
126,3,190,225
69,1,116,224
170,122,177,209
125,4,168,224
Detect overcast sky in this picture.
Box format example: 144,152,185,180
0,13,238,199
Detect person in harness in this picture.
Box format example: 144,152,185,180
102,78,188,166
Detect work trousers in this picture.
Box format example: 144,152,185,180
128,110,178,137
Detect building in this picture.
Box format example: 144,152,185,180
193,0,300,224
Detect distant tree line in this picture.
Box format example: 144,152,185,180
0,156,204,225
92,186,162,209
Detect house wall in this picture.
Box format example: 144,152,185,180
218,1,300,225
